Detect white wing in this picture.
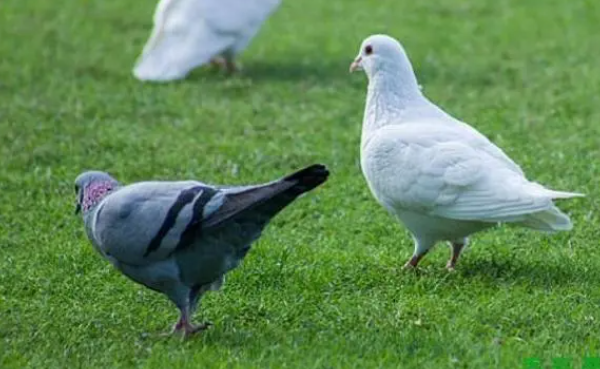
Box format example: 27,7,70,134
200,0,281,34
362,122,580,226
133,0,234,81
133,0,281,81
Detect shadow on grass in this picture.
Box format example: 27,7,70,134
247,60,350,82
182,59,354,85
457,257,599,286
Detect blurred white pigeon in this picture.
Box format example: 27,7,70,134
350,34,583,270
133,0,281,81
74,164,328,336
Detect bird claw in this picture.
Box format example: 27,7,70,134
164,320,213,338
403,254,423,270
210,57,227,69
209,58,239,74
403,262,417,270
183,321,213,337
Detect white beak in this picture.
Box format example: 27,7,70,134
349,56,362,73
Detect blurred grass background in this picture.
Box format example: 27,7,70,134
0,0,599,368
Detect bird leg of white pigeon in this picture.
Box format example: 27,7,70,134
403,253,426,269
210,57,227,69
224,58,239,74
446,239,468,271
403,239,434,269
209,56,239,74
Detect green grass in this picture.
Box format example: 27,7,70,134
1,0,599,368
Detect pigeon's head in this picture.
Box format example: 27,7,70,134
350,34,414,79
74,171,119,215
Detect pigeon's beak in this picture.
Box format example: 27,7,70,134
74,202,81,215
349,57,362,73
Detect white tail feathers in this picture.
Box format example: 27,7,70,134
543,189,585,199
132,22,233,82
518,188,584,232
520,206,573,232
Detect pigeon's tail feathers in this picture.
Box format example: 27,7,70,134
519,206,574,232
202,164,329,229
543,189,585,199
144,0,178,56
133,25,231,82
281,164,330,197
133,0,234,82
526,181,585,199
516,185,582,232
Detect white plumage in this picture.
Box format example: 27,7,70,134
133,0,281,81
350,34,583,270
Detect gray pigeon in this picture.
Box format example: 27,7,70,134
74,164,329,336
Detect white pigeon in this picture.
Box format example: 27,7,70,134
133,0,281,81
350,34,583,270
74,164,328,336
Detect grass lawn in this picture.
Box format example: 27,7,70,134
1,0,599,368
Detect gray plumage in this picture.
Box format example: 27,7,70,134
74,164,329,335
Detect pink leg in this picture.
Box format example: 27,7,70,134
446,242,465,271
209,57,239,74
403,239,435,270
182,321,212,337
224,58,239,74
403,250,430,269
210,57,226,69
169,308,212,337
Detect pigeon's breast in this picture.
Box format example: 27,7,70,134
361,128,426,211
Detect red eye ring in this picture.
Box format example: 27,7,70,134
365,45,373,55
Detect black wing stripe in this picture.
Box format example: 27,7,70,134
144,186,204,257
174,187,219,252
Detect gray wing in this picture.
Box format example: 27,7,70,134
90,165,328,267
89,181,222,265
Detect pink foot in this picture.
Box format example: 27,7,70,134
446,242,465,272
210,57,226,69
209,58,239,74
224,59,240,74
403,254,425,270
167,318,212,337
446,262,456,272
182,321,212,337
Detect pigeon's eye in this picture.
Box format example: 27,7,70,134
365,45,373,55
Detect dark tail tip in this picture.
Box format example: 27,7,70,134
284,164,329,194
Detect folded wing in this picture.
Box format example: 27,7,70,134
91,181,221,264
366,123,581,231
